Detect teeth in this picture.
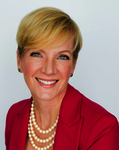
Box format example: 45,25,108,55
37,79,57,85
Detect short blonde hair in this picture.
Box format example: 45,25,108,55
16,7,82,62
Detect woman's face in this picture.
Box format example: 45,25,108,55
17,39,76,102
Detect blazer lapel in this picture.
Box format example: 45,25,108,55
53,118,83,150
9,99,31,150
53,84,83,150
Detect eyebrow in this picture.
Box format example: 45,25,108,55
58,50,73,55
35,49,73,55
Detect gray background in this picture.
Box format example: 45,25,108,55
0,0,119,149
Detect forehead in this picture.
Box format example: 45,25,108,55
29,40,74,56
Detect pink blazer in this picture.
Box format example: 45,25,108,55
5,84,119,150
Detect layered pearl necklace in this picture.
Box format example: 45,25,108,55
28,101,59,150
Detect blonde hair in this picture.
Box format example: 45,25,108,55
16,7,82,61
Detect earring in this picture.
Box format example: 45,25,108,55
70,74,73,77
18,69,20,72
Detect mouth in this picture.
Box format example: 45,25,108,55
36,78,59,85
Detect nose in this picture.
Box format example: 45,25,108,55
41,58,57,75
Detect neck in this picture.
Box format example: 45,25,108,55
31,93,64,130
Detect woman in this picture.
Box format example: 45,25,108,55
5,7,119,150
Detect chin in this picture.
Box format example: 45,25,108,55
33,93,55,102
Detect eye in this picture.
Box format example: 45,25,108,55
59,55,69,60
30,52,41,57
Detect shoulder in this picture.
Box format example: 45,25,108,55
10,98,31,109
80,93,118,128
68,84,116,120
81,94,109,118
68,84,109,116
5,98,31,126
80,92,118,132
7,98,31,115
5,98,31,148
81,94,119,149
5,97,31,124
68,85,119,149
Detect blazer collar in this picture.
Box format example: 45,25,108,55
59,84,82,127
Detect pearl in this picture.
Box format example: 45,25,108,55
31,107,34,111
33,122,36,125
31,111,34,114
40,130,43,133
43,140,45,143
28,101,59,150
31,130,34,134
37,127,40,131
29,135,31,138
33,118,35,122
35,146,38,149
49,128,52,132
32,115,35,118
40,139,43,143
49,137,51,140
46,130,48,133
47,145,50,149
46,139,49,142
37,139,40,142
35,124,38,128
42,130,45,134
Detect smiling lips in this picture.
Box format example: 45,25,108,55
36,78,58,85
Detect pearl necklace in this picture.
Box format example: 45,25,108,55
28,101,59,150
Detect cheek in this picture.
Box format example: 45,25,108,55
21,61,39,76
59,64,72,78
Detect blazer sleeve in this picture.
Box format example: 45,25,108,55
5,104,16,150
85,114,119,150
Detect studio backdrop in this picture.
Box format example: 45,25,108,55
0,0,119,149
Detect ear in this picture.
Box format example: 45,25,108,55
72,59,77,74
17,50,23,73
